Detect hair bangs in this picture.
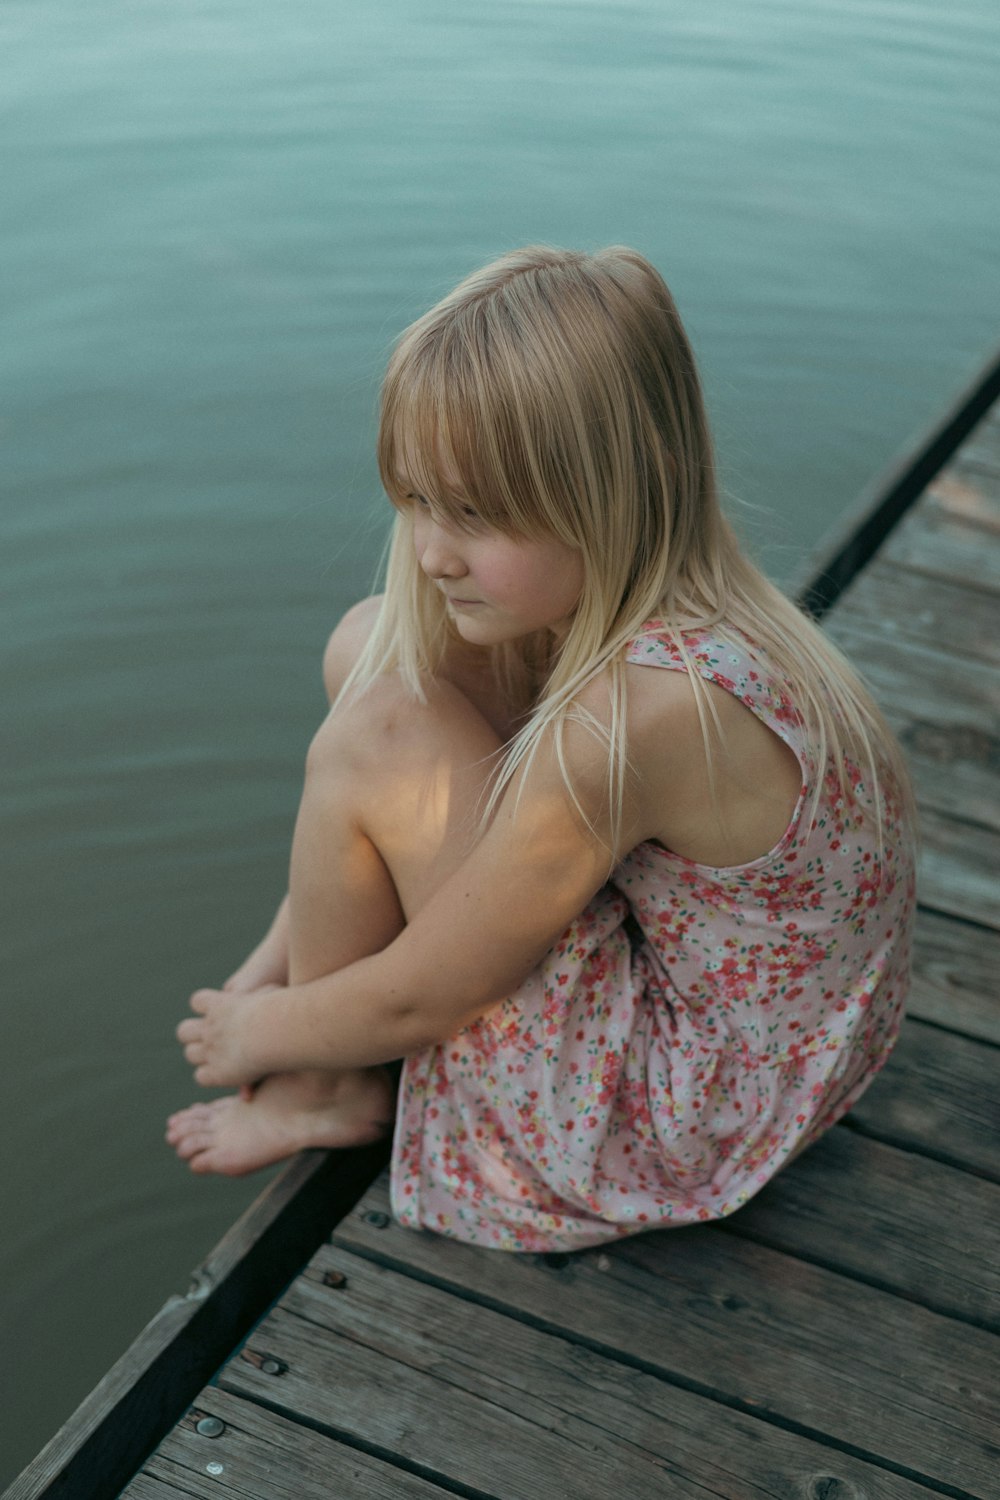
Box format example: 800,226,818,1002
378,320,556,540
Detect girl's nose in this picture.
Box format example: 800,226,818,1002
417,520,468,580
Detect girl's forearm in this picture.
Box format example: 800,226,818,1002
240,953,455,1077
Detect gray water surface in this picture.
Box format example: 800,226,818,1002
2,0,998,1481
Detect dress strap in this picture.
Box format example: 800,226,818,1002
624,620,812,770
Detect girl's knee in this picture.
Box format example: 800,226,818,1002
307,673,500,786
322,595,384,704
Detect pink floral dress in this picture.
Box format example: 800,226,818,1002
391,622,915,1251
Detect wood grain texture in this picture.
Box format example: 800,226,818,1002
907,909,1000,1043
879,483,1000,593
220,1245,943,1500
847,1016,1000,1178
957,427,1000,482
912,805,999,931
125,1387,453,1500
823,619,1000,832
827,558,1000,668
336,1177,998,1496
726,1128,1000,1328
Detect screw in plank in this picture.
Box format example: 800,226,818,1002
322,1269,348,1289
196,1416,226,1438
206,1462,225,1476
242,1348,289,1376
363,1210,391,1228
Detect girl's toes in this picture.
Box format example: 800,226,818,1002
166,1097,235,1142
174,1131,212,1161
188,1149,225,1175
188,1144,244,1176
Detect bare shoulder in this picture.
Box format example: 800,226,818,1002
322,594,384,704
573,659,702,760
620,657,803,866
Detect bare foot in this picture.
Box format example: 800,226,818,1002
165,1067,395,1176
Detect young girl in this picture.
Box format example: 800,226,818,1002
167,245,916,1252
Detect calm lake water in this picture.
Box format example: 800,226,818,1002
2,0,998,1481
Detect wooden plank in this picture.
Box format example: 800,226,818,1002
220,1245,946,1500
337,1177,998,1497
822,621,1000,833
826,557,1000,668
3,1141,389,1500
958,427,1000,481
848,1016,1000,1179
914,805,999,932
908,908,1000,1044
125,1387,453,1499
879,482,1000,593
726,1127,1000,1329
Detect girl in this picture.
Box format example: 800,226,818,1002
168,246,916,1252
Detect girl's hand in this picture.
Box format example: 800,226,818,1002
177,988,265,1088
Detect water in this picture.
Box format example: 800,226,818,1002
2,0,997,1481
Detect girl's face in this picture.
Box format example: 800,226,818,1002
411,495,585,646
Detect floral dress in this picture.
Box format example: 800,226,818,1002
391,621,915,1251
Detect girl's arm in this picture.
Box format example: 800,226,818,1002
178,681,653,1087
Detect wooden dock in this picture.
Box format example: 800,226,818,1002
8,374,999,1500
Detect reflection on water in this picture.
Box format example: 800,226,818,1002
2,0,998,1480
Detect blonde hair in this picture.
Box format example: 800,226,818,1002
342,245,913,857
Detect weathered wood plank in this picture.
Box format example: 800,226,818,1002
3,1141,388,1500
726,1127,1000,1328
220,1246,945,1500
908,908,1000,1044
913,805,999,931
125,1387,454,1500
826,557,1000,668
337,1177,998,1497
821,620,1000,833
957,428,1000,481
848,1016,999,1178
879,475,1000,593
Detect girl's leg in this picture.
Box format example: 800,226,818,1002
166,675,502,1174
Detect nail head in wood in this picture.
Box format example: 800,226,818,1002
195,1416,226,1438
363,1210,391,1228
322,1269,348,1289
241,1348,289,1376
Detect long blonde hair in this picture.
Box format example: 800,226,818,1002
342,245,912,855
